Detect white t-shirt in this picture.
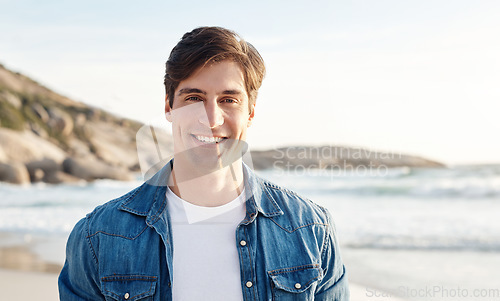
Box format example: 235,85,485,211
166,187,246,301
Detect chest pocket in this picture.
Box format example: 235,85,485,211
101,275,157,301
268,264,323,300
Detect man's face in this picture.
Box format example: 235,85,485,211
165,60,254,172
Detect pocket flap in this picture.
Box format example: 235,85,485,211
268,264,323,293
102,275,157,300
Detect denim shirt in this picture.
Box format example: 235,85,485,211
59,162,349,300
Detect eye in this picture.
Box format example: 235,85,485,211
186,96,201,102
222,98,237,104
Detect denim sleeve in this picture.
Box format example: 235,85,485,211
314,207,350,300
58,217,105,300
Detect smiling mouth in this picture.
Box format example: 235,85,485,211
192,135,228,144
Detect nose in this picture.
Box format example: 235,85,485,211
199,100,224,128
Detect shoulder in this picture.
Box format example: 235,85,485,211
257,175,332,230
86,184,142,219
82,183,151,238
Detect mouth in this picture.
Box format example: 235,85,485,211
191,134,228,145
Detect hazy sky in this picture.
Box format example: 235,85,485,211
1,0,499,165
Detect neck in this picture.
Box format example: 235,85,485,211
168,159,245,207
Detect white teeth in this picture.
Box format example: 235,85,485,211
195,135,224,144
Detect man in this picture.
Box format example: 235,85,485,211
59,26,349,300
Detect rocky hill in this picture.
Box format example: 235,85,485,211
250,145,444,171
0,63,174,184
0,63,444,184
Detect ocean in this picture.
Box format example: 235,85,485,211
1,164,500,300
1,164,499,250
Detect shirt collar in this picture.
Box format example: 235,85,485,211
118,160,283,223
241,162,284,219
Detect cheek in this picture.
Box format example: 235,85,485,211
230,115,251,130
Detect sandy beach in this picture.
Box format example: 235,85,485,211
0,268,60,300
0,232,62,300
343,248,500,301
2,230,499,300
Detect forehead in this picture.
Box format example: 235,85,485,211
175,60,247,96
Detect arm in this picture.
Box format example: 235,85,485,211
314,207,350,300
58,217,105,300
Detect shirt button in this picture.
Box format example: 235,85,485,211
246,281,253,288
240,240,247,246
295,283,302,289
124,292,130,299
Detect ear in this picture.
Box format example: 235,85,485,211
247,103,255,127
165,95,172,122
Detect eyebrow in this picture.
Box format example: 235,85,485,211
177,88,245,96
177,88,206,96
221,89,244,96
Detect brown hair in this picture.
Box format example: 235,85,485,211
164,27,266,111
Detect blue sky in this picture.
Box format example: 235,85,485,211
1,0,500,165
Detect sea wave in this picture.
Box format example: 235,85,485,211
1,164,499,251
258,164,500,198
344,236,500,251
